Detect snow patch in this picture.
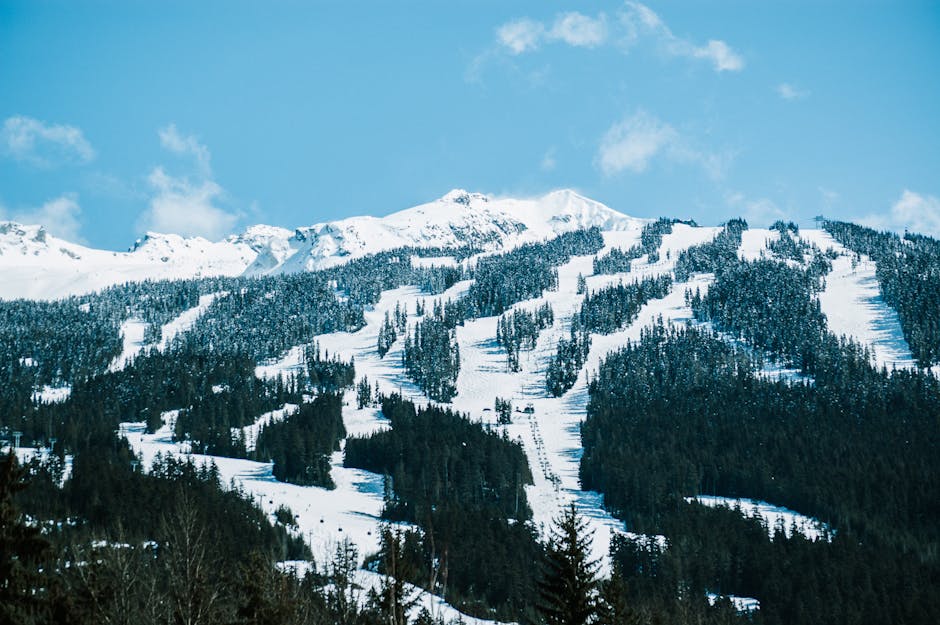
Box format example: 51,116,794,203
33,384,71,404
686,495,831,541
707,592,760,612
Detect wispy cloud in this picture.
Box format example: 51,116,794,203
541,148,558,172
596,110,729,178
0,194,86,242
597,111,677,175
497,12,608,55
859,190,940,238
497,18,544,55
1,115,95,167
726,191,786,227
619,1,743,72
139,124,239,240
776,83,810,101
819,187,839,210
549,12,608,48
490,3,742,73
158,123,212,175
142,168,237,240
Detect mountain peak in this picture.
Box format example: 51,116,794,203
0,221,48,244
440,189,489,205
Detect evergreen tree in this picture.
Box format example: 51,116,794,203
0,452,52,625
373,526,418,625
378,311,398,358
537,504,600,625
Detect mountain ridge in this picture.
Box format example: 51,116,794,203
0,189,645,300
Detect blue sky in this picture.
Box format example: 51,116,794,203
1,0,939,249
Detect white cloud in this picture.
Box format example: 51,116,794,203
620,2,744,72
159,123,211,175
690,39,744,72
497,19,544,54
596,110,728,178
724,191,789,227
1,194,85,242
141,167,237,240
1,115,95,167
726,192,786,227
776,83,810,100
138,125,239,240
549,12,608,48
860,190,940,238
489,3,742,74
597,111,677,175
541,148,558,172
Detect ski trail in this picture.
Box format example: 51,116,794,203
108,292,223,372
800,230,918,370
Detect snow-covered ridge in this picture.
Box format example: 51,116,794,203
0,189,643,300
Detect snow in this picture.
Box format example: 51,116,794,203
120,411,389,563
284,223,740,576
0,223,258,300
707,592,760,612
0,190,645,300
800,230,918,370
2,444,73,484
108,293,222,372
255,344,308,381
275,563,512,625
299,231,711,574
358,570,515,625
155,292,223,350
686,495,832,542
738,228,778,261
6,205,927,599
240,403,299,453
109,318,148,372
33,384,72,404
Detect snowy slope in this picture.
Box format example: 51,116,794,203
108,293,222,372
218,222,848,577
0,189,643,300
100,215,918,612
800,230,919,370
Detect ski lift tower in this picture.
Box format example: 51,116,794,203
12,431,22,449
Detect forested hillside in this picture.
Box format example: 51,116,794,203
2,210,938,625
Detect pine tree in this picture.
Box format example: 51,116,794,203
537,504,600,625
325,539,361,625
596,569,643,625
373,526,417,625
0,452,53,625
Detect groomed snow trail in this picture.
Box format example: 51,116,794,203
108,292,223,372
800,230,918,370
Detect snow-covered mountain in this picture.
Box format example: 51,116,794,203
0,189,643,300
